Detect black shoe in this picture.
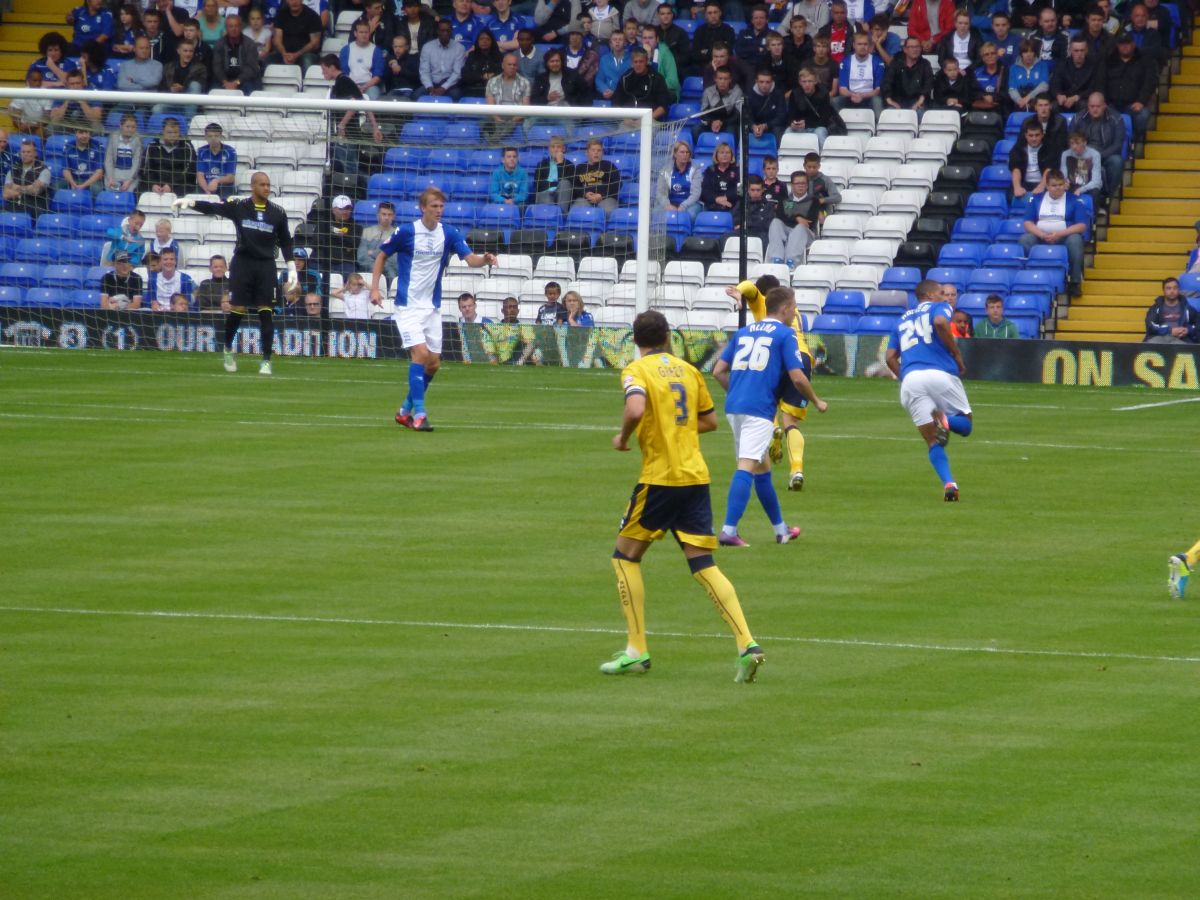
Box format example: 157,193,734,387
1068,282,1082,298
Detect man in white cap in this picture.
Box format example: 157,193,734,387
313,193,363,283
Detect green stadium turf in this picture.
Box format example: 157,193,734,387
2,349,1198,898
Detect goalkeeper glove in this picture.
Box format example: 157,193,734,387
283,261,299,295
170,196,196,213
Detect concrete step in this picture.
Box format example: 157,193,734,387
1092,252,1184,270
1097,239,1195,254
1108,213,1200,227
1056,317,1143,332
1131,171,1200,186
1073,293,1159,306
1116,199,1200,215
1061,307,1146,324
1125,157,1200,171
1102,225,1196,243
1123,186,1200,199
1143,143,1200,160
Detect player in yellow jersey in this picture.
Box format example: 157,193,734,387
726,274,816,491
603,310,765,683
1168,539,1200,599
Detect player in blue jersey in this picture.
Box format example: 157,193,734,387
885,279,973,501
369,186,497,432
712,286,828,547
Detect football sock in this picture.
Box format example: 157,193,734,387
928,444,954,484
407,362,427,414
424,366,437,390
785,426,805,474
258,309,273,361
689,556,754,651
611,552,647,656
1185,538,1200,569
947,414,972,436
223,311,243,352
723,469,754,534
753,471,784,527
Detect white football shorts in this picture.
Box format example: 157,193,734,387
900,369,972,427
393,306,443,354
726,414,776,463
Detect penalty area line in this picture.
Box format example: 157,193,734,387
1,605,1197,665
1112,397,1200,412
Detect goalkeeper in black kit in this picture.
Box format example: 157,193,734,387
172,171,297,375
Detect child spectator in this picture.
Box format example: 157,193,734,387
194,254,230,312
333,272,373,319
761,156,786,208
738,174,776,245
1009,119,1050,198
169,292,190,312
195,122,237,198
488,146,530,205
146,247,194,311
535,281,567,324
105,209,147,265
951,309,974,338
975,295,1020,339
105,113,143,193
1060,130,1102,201
930,56,979,111
803,152,842,213
245,7,273,61
150,218,180,258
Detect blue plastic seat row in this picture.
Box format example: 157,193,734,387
0,286,100,307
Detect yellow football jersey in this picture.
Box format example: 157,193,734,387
621,352,714,487
735,279,814,363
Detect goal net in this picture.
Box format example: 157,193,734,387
0,87,740,368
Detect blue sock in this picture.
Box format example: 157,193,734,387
723,469,754,532
753,472,784,527
424,366,437,389
947,414,972,436
408,362,427,414
928,444,954,484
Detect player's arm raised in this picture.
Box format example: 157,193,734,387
933,313,966,376
613,392,646,451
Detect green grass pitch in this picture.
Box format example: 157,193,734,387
2,349,1198,899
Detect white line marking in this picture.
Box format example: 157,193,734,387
1112,397,1200,411
2,606,1196,664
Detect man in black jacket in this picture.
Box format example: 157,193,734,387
1073,91,1127,197
691,1,736,69
1023,95,1070,169
883,37,934,112
612,48,673,119
655,4,692,77
1106,33,1156,138
1050,36,1104,113
1144,277,1199,343
746,69,789,147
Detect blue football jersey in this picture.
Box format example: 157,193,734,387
719,318,805,420
887,301,959,379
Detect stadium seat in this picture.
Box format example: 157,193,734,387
551,229,593,254
922,191,965,219
991,139,1015,165
983,244,1026,269
454,175,491,204
693,211,734,238
523,205,562,239
1007,294,1049,319
0,212,34,239
950,138,993,168
680,76,703,102
1009,194,1035,219
1004,111,1026,140
352,200,379,225
994,219,1028,243
807,239,852,265
811,313,856,333
950,218,996,244
937,243,985,268
366,173,405,199
442,201,476,231
606,207,639,235
822,290,867,315
855,314,900,334
426,148,466,173
382,146,429,172
926,267,970,292
668,101,700,121
479,204,522,233
467,149,502,176
41,265,85,290
839,108,876,137
442,122,481,147
868,289,909,313
956,293,990,315
1025,244,1069,280
694,131,737,158
466,228,507,254
15,238,56,263
652,210,692,242
34,214,76,238
0,285,24,304
8,133,43,156
1011,313,1042,339
50,189,93,215
978,164,1011,192
60,240,104,266
893,241,938,269
964,192,1008,219
22,287,68,307
1012,269,1060,299
880,266,921,292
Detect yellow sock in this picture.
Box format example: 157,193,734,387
612,557,647,655
692,564,754,651
785,426,805,475
1186,538,1200,569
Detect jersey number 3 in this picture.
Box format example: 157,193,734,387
669,381,689,424
730,335,772,371
898,313,934,351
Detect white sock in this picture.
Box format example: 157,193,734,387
721,525,738,537
774,522,790,538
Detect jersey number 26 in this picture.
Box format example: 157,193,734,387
730,335,773,371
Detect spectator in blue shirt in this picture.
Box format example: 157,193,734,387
563,290,595,327
449,0,486,47
988,12,1020,65
595,31,632,99
835,31,885,117
488,146,530,205
47,70,104,132
1019,170,1090,296
110,4,142,60
487,0,528,52
29,33,78,89
60,127,105,195
66,0,112,55
196,122,237,198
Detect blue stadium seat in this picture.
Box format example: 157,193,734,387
978,163,1011,192
1011,313,1041,339
566,205,607,237
964,192,1008,219
394,201,420,220
1009,194,1035,218
880,266,921,292
526,123,569,145
453,175,490,203
68,290,101,308
478,203,520,232
467,149,503,176
950,218,995,244
854,314,899,334
937,243,986,268
982,244,1026,268
42,264,85,290
147,112,186,135
367,173,404,199
677,19,702,38
617,180,639,206
61,241,103,265
353,199,380,224
695,131,737,159
693,211,733,237
668,102,701,121
104,110,144,131
79,214,121,239
16,238,56,262
35,213,76,238
442,122,481,146
966,267,1013,295
606,154,637,182
1006,294,1048,319
524,203,562,237
0,211,34,239
811,313,856,333
400,120,447,143
991,139,1015,165
382,146,429,172
95,191,135,214
456,96,486,104
652,210,693,241
416,94,453,104
956,292,990,315
926,267,970,291
442,201,476,230
607,207,639,235
822,290,867,315
605,132,641,155
45,133,73,158
7,133,42,156
0,284,24,304
1012,269,1060,299
1004,111,1026,139
51,189,93,214
573,121,617,142
400,171,440,195
994,219,1027,242
747,133,777,156
22,287,68,307
85,265,109,287
426,148,466,172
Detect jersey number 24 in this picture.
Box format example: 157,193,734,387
898,311,934,351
